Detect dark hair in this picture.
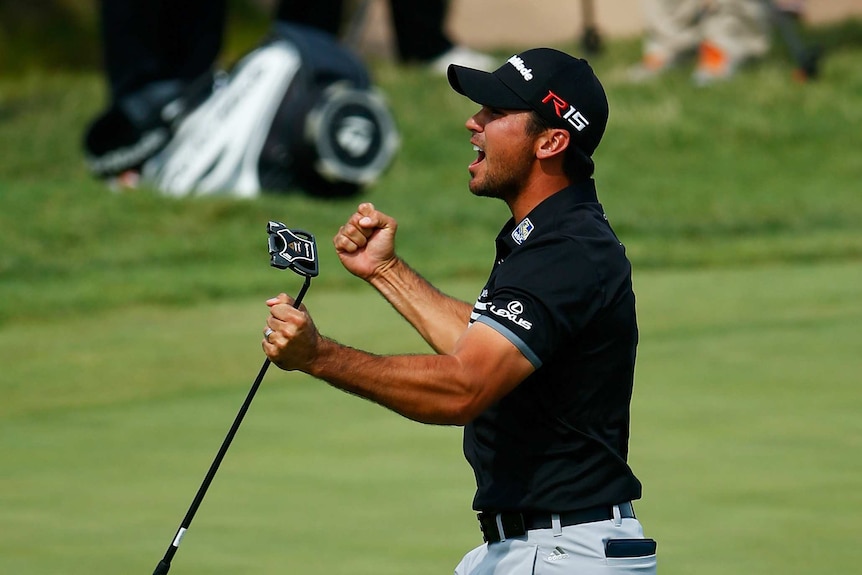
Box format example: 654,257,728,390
526,112,595,181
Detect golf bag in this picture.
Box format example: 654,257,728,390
141,23,399,198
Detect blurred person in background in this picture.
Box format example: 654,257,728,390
629,0,784,84
277,0,495,73
83,0,493,182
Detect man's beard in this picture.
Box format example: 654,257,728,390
469,149,533,202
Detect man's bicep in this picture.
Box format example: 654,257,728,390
473,314,543,369
452,322,536,416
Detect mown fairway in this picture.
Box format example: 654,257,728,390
2,263,860,575
1,10,861,575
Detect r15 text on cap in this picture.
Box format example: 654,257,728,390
542,90,589,131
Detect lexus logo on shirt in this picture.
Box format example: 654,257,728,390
507,301,524,315
489,300,533,330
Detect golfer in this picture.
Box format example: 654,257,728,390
263,47,657,574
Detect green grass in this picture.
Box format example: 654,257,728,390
631,262,862,572
2,21,862,325
2,264,860,574
1,14,862,575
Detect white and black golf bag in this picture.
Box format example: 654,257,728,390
142,23,399,198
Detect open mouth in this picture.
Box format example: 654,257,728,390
470,144,486,169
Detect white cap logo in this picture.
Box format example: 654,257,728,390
507,55,534,81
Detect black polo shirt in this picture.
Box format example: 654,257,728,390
464,180,642,513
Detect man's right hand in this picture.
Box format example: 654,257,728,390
333,203,399,281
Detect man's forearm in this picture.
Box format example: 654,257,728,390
306,337,475,425
369,257,473,354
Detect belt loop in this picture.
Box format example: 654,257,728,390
551,513,563,537
494,513,507,543
612,505,622,527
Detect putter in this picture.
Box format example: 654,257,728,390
152,222,318,575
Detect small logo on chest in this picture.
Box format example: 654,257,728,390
511,218,534,245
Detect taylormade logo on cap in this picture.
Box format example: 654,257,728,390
507,55,534,81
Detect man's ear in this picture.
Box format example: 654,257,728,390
535,128,571,160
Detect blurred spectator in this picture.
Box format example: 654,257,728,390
775,1,806,21
84,0,494,180
83,0,227,180
276,0,496,73
95,0,492,106
629,0,776,85
95,0,226,108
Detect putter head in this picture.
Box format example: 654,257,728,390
267,221,319,277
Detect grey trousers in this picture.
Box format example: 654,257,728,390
454,512,656,575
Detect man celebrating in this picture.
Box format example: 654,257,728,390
263,48,657,573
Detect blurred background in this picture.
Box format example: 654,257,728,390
3,0,862,69
1,1,861,575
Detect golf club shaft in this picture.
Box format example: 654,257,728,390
153,276,311,575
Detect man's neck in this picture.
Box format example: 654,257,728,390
507,175,572,222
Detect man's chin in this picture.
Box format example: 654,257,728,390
469,185,491,199
469,178,492,198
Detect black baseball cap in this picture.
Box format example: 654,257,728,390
448,48,608,156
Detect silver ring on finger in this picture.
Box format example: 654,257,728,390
264,327,274,342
